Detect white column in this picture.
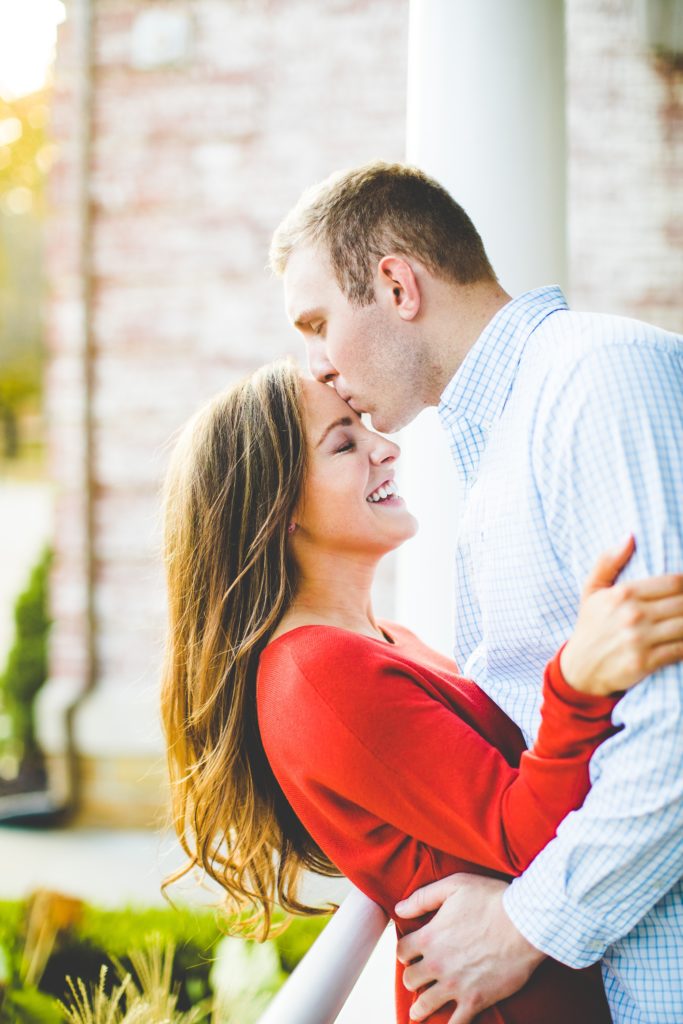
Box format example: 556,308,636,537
397,0,566,656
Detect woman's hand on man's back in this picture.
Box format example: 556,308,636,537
560,534,683,695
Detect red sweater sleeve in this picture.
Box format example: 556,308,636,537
265,640,618,877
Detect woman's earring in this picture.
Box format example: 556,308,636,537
288,523,296,535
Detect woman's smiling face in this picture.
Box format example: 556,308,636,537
292,377,418,556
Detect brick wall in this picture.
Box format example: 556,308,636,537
44,0,408,823
567,0,683,330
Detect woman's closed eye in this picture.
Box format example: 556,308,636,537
335,440,356,454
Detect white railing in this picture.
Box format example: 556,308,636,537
257,886,390,1024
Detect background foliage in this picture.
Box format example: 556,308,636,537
0,547,51,792
0,90,50,461
0,897,331,1024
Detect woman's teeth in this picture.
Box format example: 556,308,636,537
367,481,398,503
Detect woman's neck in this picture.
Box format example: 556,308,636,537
280,550,385,641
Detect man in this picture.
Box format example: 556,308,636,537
269,162,683,1024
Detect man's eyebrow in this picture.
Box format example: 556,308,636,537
316,416,353,447
293,308,323,329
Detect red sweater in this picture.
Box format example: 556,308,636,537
257,622,616,1024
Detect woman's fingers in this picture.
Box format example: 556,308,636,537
647,640,683,673
647,616,683,644
582,535,635,597
618,636,683,691
642,592,683,622
570,556,683,695
615,614,683,691
621,574,683,602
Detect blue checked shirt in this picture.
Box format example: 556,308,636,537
438,287,683,1024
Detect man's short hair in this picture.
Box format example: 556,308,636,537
269,161,496,306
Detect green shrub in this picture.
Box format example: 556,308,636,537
39,905,223,1015
0,898,332,1024
0,547,52,762
273,913,330,973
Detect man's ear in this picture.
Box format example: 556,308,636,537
377,255,421,321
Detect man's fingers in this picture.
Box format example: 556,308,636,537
395,874,461,919
396,930,423,965
408,984,450,1022
448,1003,477,1024
401,957,434,993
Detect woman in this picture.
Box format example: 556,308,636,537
161,361,683,1024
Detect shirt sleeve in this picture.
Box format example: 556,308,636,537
505,340,683,966
278,641,617,879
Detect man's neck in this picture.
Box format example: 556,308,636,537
428,279,511,403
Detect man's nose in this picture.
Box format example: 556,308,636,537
308,343,337,384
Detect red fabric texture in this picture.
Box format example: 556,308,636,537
257,623,615,1023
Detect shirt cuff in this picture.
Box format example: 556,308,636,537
503,863,607,968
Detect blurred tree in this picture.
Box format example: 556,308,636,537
0,91,50,203
0,91,50,461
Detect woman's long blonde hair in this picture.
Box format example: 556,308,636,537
161,360,339,938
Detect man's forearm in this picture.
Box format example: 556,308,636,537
503,674,683,967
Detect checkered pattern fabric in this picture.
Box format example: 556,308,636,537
438,287,683,1023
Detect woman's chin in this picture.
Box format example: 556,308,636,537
401,512,419,540
381,513,420,551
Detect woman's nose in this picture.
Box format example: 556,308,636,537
370,435,400,464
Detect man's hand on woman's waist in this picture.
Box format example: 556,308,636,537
395,873,545,1023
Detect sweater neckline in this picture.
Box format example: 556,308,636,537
264,622,398,651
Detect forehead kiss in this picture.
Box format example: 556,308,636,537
283,242,434,435
300,378,363,444
284,245,377,410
